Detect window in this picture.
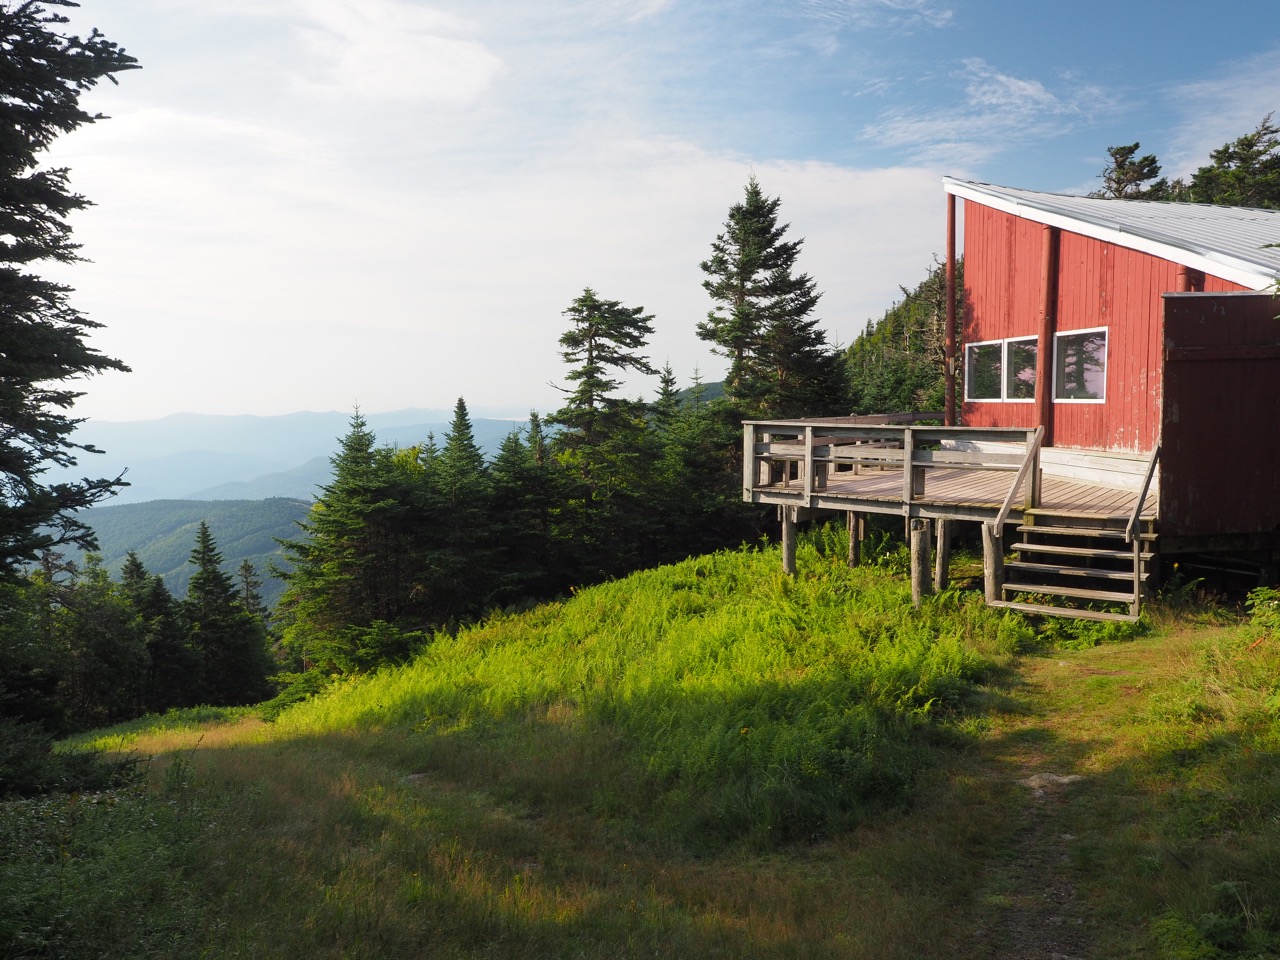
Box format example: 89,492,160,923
965,336,1038,402
964,340,1002,401
1054,328,1107,402
1004,337,1037,402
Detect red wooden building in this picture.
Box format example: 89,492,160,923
943,179,1280,555
742,181,1280,619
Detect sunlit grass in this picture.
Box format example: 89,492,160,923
5,532,1279,958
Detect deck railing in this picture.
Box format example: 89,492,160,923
743,418,1043,511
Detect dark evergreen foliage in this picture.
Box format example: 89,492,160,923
182,522,271,706
550,289,663,581
846,259,960,415
699,177,845,418
121,550,199,713
1184,114,1280,208
1098,115,1280,208
276,412,429,672
0,1,138,572
1089,143,1171,199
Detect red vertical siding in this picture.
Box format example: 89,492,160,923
960,201,1250,453
1161,293,1280,540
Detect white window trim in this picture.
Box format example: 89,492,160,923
1003,336,1038,404
963,338,1004,402
1052,326,1108,404
965,336,1040,402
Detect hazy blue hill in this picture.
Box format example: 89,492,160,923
75,498,312,607
185,456,332,501
62,409,529,504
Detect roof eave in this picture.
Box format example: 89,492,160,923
943,178,1277,291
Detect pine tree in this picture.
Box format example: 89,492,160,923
550,289,661,580
183,522,270,706
846,259,961,415
699,177,845,418
488,416,565,601
1089,143,1170,199
236,559,268,622
276,411,427,672
0,2,138,571
1186,114,1280,208
426,397,498,621
552,289,657,449
120,551,198,712
651,374,756,561
52,555,146,727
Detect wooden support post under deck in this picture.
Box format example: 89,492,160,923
910,518,932,607
934,519,951,591
847,511,864,567
781,506,797,576
982,522,1004,604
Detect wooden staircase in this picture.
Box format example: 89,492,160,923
989,511,1157,622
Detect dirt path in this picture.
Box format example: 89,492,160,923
972,655,1117,960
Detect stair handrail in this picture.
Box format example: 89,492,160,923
993,425,1045,531
1125,442,1161,543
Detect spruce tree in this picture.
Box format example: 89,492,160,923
846,259,961,414
550,289,660,580
1186,114,1280,208
426,397,497,622
1089,143,1170,199
488,416,565,601
0,2,138,571
120,551,198,712
183,522,270,706
699,177,845,418
276,411,427,672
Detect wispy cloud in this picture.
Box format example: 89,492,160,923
1163,46,1280,178
289,0,505,105
862,58,1117,167
793,0,954,29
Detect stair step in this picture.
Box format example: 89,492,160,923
989,599,1139,623
1005,561,1150,582
1009,541,1154,561
1002,581,1137,603
1016,523,1156,541
1023,510,1136,522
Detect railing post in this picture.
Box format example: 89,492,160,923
803,425,814,500
901,427,915,506
1024,428,1042,510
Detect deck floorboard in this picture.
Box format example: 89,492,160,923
760,466,1157,521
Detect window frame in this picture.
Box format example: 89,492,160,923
963,338,1004,402
1052,326,1108,404
964,335,1040,403
1002,335,1038,404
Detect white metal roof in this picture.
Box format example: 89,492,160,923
943,178,1280,291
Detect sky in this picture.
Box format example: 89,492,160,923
41,0,1280,422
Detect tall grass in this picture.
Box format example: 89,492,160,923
274,533,1025,846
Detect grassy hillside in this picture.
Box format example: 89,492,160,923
72,498,311,606
4,536,1278,959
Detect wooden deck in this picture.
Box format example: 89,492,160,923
743,419,1159,525
755,464,1157,522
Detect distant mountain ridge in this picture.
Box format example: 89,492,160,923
62,408,529,505
73,498,313,608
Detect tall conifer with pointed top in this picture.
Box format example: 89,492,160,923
0,2,138,571
699,177,845,418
